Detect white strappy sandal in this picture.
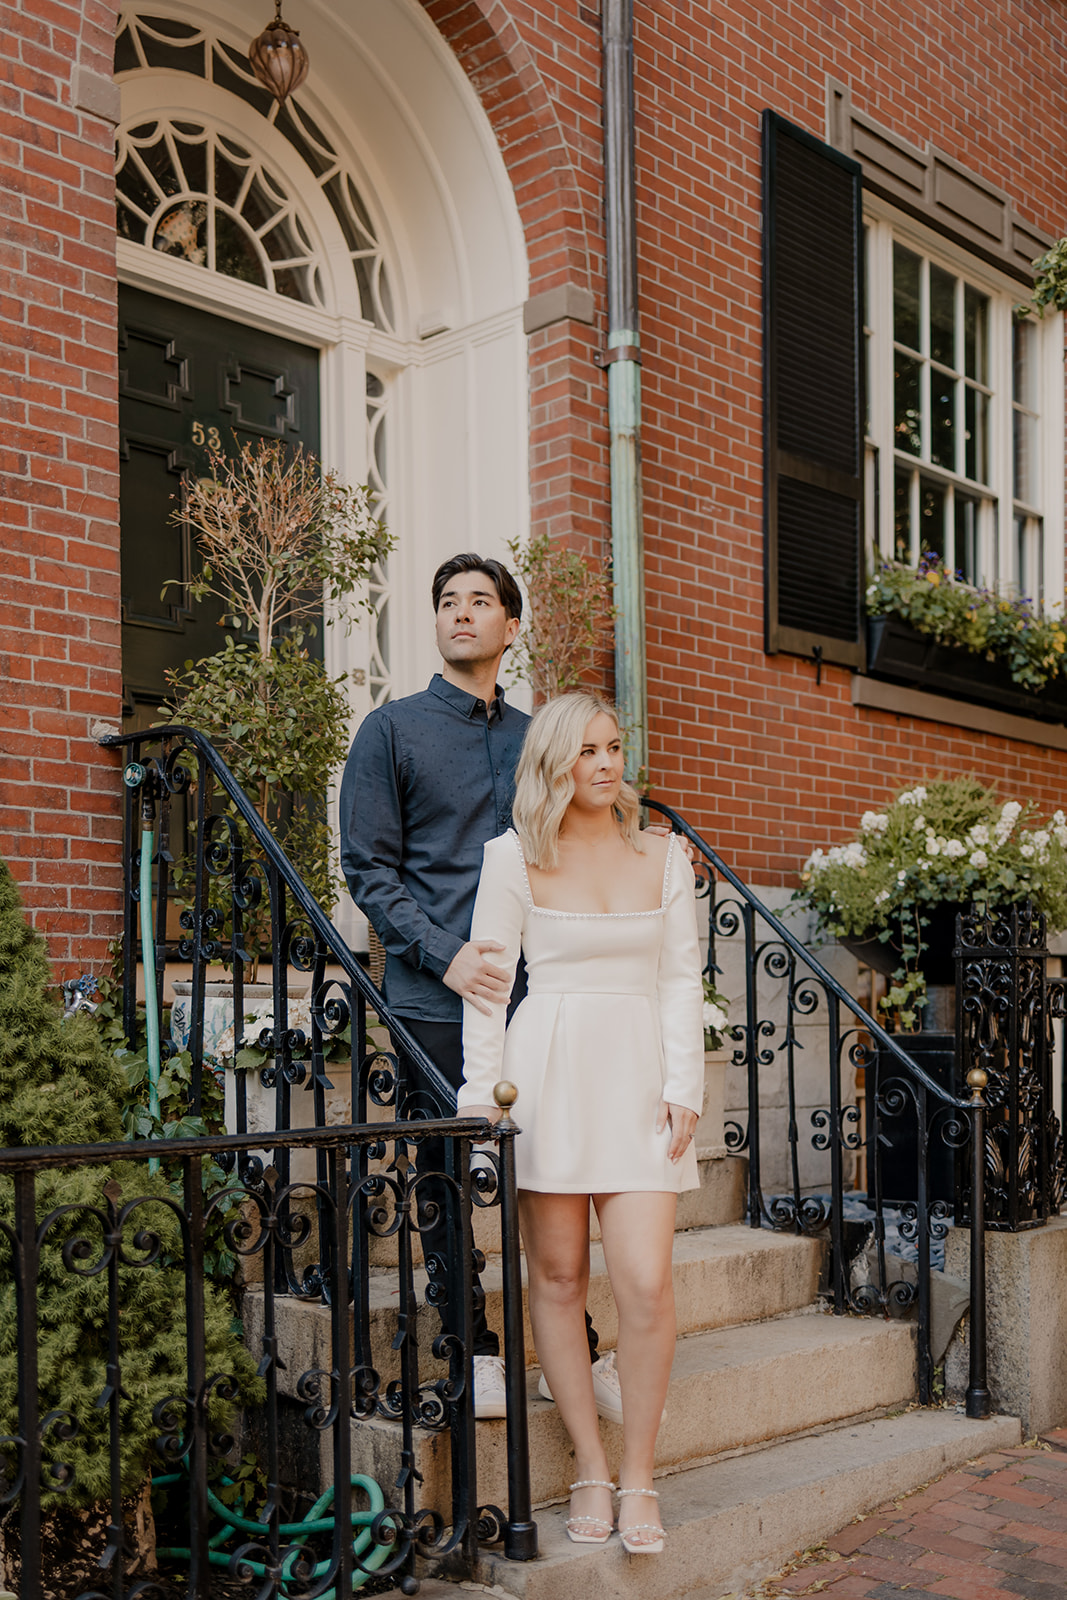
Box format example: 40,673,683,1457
565,1478,616,1544
616,1485,665,1554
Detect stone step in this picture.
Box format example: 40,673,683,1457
470,1408,1022,1600
344,1306,919,1512
242,1224,825,1394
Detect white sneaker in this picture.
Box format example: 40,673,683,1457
537,1351,624,1425
473,1353,507,1419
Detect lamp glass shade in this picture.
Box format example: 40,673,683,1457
248,19,309,105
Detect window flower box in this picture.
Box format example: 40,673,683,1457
866,615,1067,726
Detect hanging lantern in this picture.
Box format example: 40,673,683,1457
248,0,309,107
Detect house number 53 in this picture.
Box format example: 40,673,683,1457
191,421,222,449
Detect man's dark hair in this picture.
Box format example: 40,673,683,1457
431,552,523,622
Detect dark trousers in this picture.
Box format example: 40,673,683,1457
395,1018,600,1363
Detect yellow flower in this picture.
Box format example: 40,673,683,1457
926,571,940,586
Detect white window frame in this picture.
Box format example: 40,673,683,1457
864,197,1065,613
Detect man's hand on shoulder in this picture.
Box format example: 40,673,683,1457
444,940,511,1016
645,824,698,864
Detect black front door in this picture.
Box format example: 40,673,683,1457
118,286,321,726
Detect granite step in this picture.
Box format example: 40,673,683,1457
469,1408,1022,1600
342,1306,919,1512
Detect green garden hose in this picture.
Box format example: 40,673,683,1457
153,1471,395,1596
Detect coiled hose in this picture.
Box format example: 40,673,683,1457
152,1470,394,1596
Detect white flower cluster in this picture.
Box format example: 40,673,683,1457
803,842,868,875
968,824,990,846
898,786,928,806
994,800,1022,845
969,849,989,869
703,1001,729,1034
860,810,889,835
874,889,890,905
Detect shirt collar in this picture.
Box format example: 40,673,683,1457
428,672,507,723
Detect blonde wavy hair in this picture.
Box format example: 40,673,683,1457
512,693,644,869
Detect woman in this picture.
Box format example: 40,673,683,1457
458,693,705,1554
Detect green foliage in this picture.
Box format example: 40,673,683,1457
504,532,616,700
168,439,392,656
868,553,1067,693
795,778,1067,1026
1025,237,1067,318
0,859,261,1507
163,633,351,915
160,440,392,933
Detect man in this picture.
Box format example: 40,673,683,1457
340,552,617,1420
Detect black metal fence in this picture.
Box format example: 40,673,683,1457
3,724,536,1600
956,903,1067,1231
0,1117,528,1599
644,798,992,1417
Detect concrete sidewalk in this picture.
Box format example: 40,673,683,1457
736,1427,1067,1600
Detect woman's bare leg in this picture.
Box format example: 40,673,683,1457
519,1190,612,1536
594,1190,677,1544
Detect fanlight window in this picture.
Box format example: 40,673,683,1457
117,120,322,305
115,12,395,330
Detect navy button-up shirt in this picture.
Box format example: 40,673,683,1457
339,674,529,1022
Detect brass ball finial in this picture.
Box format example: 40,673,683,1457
493,1081,518,1111
966,1066,988,1092
248,0,309,107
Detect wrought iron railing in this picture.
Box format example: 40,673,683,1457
644,798,991,1416
956,903,1067,1231
0,1117,527,1598
49,723,540,1597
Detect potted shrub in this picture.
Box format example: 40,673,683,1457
795,777,1067,1028
161,438,393,936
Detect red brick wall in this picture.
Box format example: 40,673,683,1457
428,0,1067,885
0,0,124,973
3,0,1067,975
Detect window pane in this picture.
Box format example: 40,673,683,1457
893,244,921,351
1014,317,1037,407
214,210,266,286
895,467,912,560
894,353,922,455
920,479,945,559
1014,407,1037,504
955,493,980,584
964,285,988,383
965,386,989,485
930,367,955,469
929,265,956,367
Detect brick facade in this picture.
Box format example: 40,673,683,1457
0,0,123,973
2,0,1067,970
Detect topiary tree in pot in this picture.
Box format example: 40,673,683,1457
162,438,393,922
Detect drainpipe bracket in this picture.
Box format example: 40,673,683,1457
594,345,641,367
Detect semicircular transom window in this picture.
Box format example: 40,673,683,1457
115,11,395,331
117,119,324,305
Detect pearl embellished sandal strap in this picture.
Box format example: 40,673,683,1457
617,1486,659,1499
569,1479,616,1492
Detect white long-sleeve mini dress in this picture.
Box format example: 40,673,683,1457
458,830,706,1194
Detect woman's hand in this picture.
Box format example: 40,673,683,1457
656,1100,698,1163
643,824,697,864
456,1103,501,1125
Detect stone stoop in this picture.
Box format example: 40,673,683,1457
470,1409,1022,1600
340,1308,918,1513
242,1224,826,1395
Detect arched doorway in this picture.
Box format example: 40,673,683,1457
113,2,529,933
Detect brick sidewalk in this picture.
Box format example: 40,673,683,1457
744,1427,1067,1600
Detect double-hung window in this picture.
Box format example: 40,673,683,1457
865,208,1062,607
764,110,1064,669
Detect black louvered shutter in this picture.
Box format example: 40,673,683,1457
763,111,865,667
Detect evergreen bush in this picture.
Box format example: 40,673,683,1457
0,856,261,1509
